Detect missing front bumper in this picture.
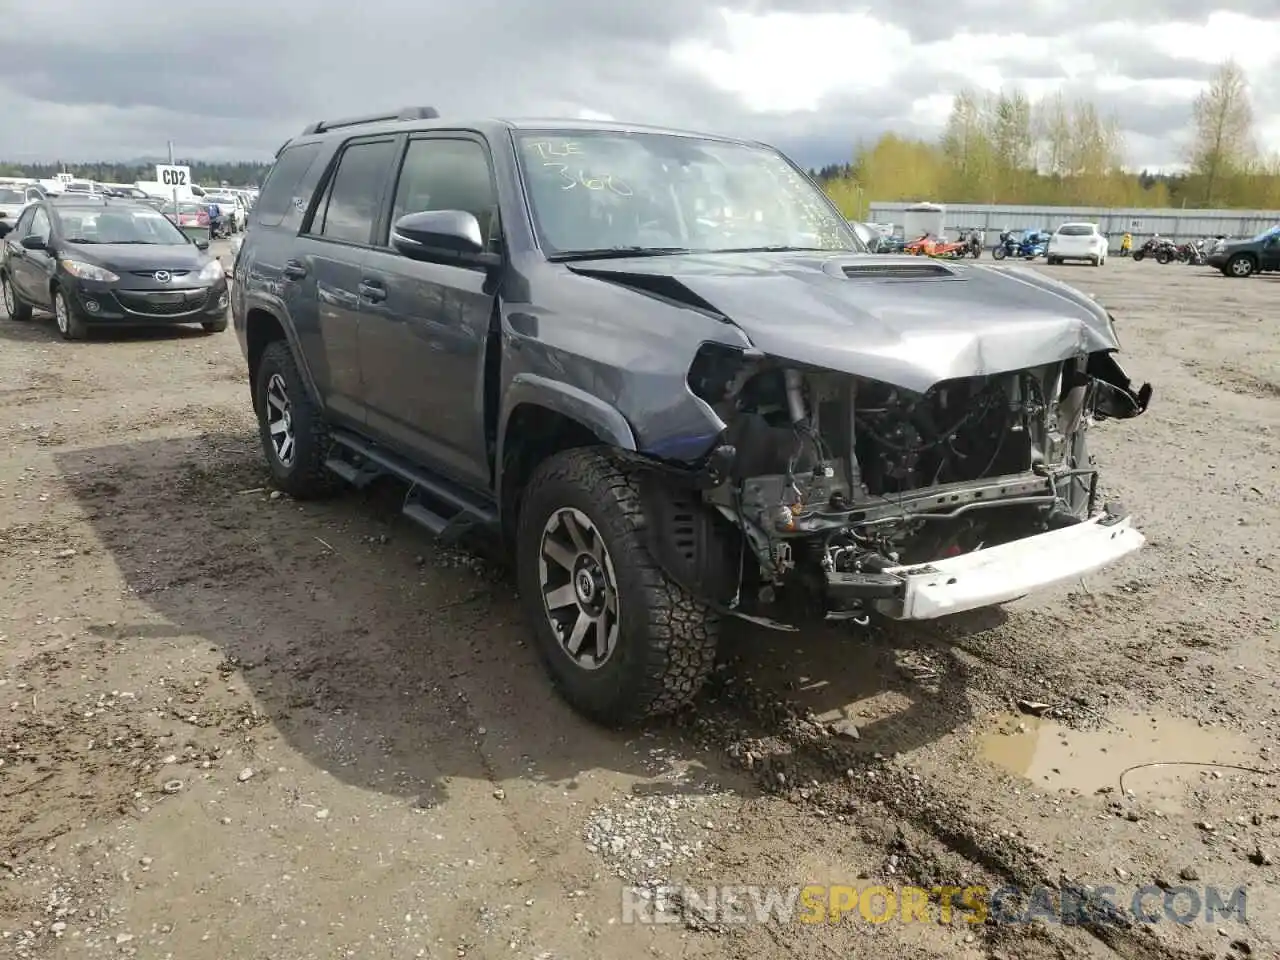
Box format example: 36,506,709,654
862,513,1144,620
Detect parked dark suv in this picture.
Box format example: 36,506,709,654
231,106,1151,726
1205,225,1280,277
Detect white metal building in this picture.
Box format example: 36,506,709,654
867,201,1280,250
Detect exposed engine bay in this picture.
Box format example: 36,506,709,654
674,345,1153,626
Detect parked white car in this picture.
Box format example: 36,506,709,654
1047,222,1108,266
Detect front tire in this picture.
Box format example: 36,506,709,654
53,289,88,340
201,315,228,333
253,340,342,499
1132,249,1145,262
992,246,1007,260
1226,253,1255,278
1,274,33,322
516,448,721,726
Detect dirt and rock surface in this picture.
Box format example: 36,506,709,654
1,250,1276,960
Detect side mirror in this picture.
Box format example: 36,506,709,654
194,238,210,251
391,210,499,267
0,220,11,239
21,234,46,251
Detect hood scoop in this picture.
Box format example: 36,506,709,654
825,260,961,281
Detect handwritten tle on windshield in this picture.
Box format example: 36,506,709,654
525,141,632,196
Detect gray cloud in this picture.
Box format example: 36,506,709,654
0,0,1273,171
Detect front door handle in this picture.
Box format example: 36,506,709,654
358,279,386,303
282,259,307,280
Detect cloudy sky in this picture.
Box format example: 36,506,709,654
1,2,1277,171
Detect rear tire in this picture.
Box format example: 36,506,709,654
253,340,343,499
1,274,32,322
516,448,721,726
1226,253,1255,278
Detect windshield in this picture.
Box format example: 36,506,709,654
516,131,861,257
58,208,190,244
1250,225,1280,242
207,195,235,203
0,188,24,204
1057,224,1095,236
66,181,92,192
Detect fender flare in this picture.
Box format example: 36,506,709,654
498,373,637,452
243,300,323,411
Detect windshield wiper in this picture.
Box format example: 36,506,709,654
65,238,99,243
547,246,690,262
711,245,833,253
104,240,159,245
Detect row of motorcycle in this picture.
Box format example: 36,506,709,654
1130,236,1215,265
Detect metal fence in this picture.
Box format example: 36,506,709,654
867,202,1280,250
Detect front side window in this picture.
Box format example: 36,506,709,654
515,130,859,258
311,138,398,245
29,208,50,240
387,137,499,249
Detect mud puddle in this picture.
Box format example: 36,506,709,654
980,711,1259,810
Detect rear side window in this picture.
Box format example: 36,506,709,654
309,138,398,245
254,142,323,228
1057,224,1095,236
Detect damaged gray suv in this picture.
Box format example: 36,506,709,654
231,107,1153,725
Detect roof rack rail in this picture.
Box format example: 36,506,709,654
300,106,440,136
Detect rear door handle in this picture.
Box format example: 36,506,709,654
282,260,307,280
358,279,386,303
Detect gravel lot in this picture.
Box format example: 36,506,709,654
1,251,1277,960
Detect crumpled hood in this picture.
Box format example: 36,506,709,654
567,251,1120,393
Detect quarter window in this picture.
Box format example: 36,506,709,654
255,142,322,227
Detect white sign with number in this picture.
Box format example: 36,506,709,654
156,164,191,189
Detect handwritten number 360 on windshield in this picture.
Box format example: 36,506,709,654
544,163,632,196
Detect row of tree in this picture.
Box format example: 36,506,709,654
815,60,1279,215
0,160,272,188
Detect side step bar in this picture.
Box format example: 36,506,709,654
326,431,499,542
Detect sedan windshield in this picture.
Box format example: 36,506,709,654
516,131,861,258
0,188,24,204
58,208,190,244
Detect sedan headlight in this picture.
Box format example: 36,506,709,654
197,259,224,281
59,259,119,282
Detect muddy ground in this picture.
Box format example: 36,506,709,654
1,251,1277,960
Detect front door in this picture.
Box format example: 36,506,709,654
1260,233,1280,271
10,207,54,308
358,134,501,491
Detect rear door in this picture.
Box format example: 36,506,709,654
292,135,401,425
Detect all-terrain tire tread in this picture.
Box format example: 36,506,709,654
257,340,343,500
519,447,721,723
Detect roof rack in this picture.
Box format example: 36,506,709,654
300,106,439,136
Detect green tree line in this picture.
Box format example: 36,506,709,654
0,159,272,188
813,60,1280,215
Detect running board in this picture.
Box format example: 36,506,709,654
327,431,499,541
